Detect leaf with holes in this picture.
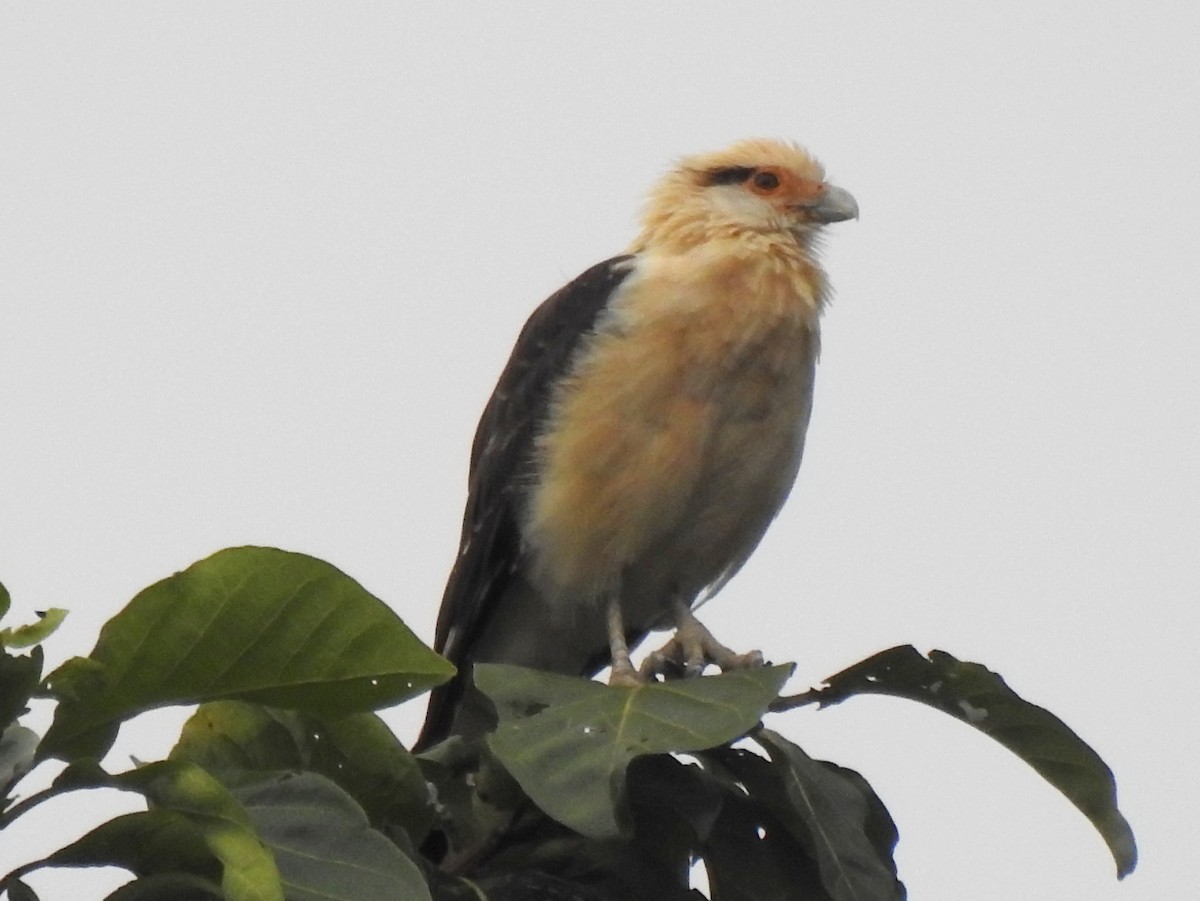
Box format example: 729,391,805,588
39,547,453,761
743,731,904,901
813,644,1137,878
702,785,832,901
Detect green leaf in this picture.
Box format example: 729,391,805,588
629,753,723,847
100,762,281,899
51,758,112,790
416,748,509,855
1,725,40,803
3,761,281,899
104,872,225,900
0,760,111,833
814,644,1137,878
172,701,435,841
30,810,220,879
477,872,616,901
39,547,453,761
42,721,120,763
4,877,40,901
625,755,724,896
0,646,42,730
477,663,793,838
172,702,305,773
702,786,830,901
748,731,903,901
0,581,10,620
117,761,284,901
1,608,68,649
232,771,433,901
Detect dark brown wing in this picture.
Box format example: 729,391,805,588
416,255,635,749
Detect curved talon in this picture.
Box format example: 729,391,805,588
717,647,766,670
633,601,766,681
640,638,687,680
672,598,764,675
607,594,765,685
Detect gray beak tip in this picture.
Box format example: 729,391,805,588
813,184,858,224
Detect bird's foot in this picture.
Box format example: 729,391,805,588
641,603,765,679
608,657,643,687
639,637,688,680
676,610,764,676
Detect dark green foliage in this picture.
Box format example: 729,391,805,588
479,662,792,838
231,772,432,901
39,548,452,762
803,645,1137,878
0,551,1136,900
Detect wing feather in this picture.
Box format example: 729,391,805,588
417,255,635,748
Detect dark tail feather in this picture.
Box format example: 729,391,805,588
413,672,464,753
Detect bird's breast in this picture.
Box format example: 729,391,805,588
522,249,821,609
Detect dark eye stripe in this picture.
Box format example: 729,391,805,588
705,166,755,186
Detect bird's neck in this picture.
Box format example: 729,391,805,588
627,230,828,321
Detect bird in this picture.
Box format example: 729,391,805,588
416,139,857,750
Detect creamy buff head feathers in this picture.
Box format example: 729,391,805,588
632,138,857,252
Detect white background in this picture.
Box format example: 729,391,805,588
2,4,1196,899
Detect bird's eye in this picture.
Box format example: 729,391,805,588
752,170,781,191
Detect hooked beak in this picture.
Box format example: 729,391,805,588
808,184,859,224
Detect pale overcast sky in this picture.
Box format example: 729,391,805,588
2,4,1196,899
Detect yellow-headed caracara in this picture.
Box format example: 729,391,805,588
417,139,857,749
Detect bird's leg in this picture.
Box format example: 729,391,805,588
666,598,764,677
606,595,641,686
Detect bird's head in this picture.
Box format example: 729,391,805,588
632,138,857,254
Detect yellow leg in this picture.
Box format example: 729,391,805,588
606,596,641,686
